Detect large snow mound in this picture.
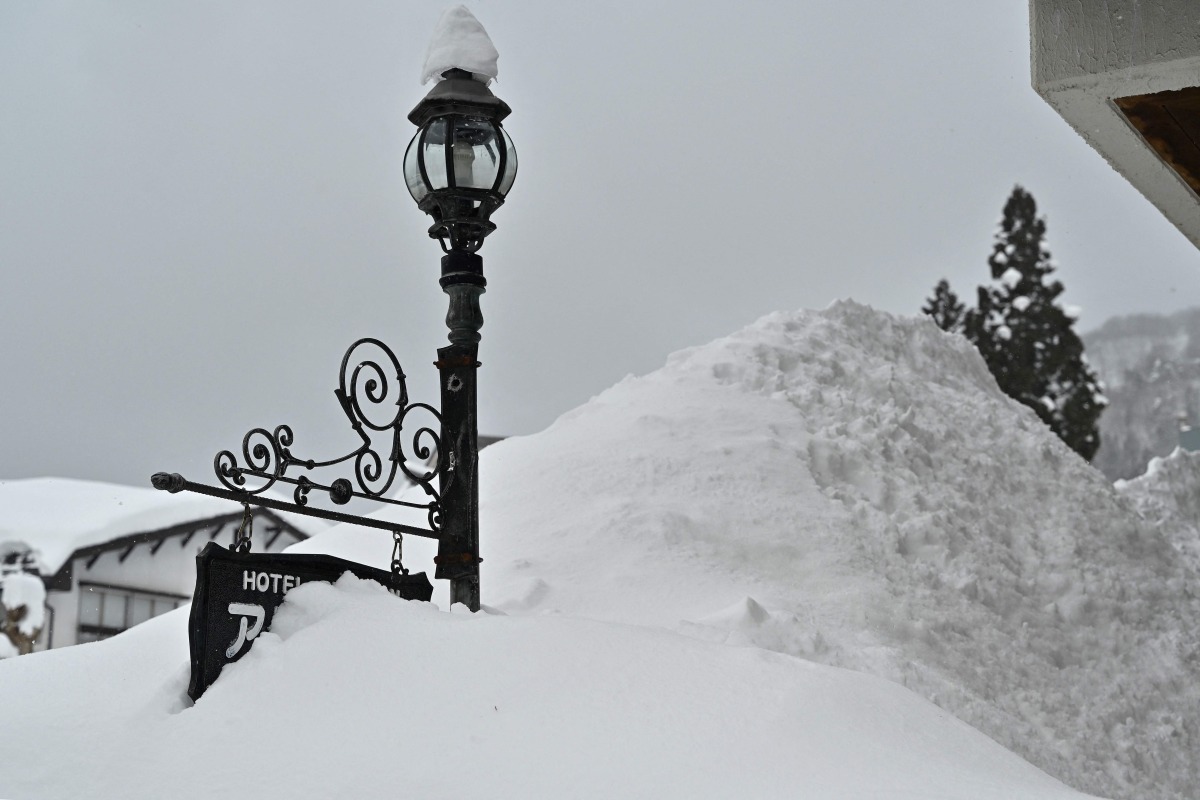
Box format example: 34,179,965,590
290,302,1197,799
0,574,1097,800
456,301,1194,800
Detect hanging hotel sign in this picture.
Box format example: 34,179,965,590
188,541,432,701
152,336,445,700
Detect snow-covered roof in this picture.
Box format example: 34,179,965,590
0,478,317,575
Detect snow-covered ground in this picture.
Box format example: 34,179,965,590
0,580,1098,800
2,301,1196,798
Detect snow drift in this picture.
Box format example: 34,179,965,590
296,301,1196,800
453,301,1195,800
0,574,1105,800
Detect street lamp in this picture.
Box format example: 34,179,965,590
153,37,515,615
406,66,517,612
147,10,515,698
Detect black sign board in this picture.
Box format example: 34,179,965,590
188,542,432,700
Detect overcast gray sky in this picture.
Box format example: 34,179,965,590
2,0,1198,488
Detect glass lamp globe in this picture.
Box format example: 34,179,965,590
404,70,517,253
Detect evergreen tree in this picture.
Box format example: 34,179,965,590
921,279,966,333
968,186,1106,460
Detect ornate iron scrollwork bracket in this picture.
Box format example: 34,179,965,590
152,338,447,542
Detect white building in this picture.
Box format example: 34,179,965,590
1031,0,1200,249
0,478,315,651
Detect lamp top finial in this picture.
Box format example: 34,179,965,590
420,6,499,86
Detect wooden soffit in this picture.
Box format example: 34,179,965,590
1114,88,1200,198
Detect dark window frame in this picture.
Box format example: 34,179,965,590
77,582,188,642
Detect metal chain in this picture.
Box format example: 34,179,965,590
232,503,253,553
390,530,408,577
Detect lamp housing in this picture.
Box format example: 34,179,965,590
405,69,517,253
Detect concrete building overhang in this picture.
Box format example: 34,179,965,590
1031,0,1200,249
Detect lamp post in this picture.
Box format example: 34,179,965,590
147,12,515,698
150,66,517,616
404,67,517,612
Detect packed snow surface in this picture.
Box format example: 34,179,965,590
420,5,499,85
2,301,1195,798
0,575,1098,800
347,300,1190,800
1115,448,1200,575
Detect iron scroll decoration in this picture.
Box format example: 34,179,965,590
152,338,448,541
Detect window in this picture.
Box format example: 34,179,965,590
77,584,186,643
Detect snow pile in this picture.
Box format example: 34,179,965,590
288,302,1197,799
0,574,1098,800
420,6,499,85
457,301,1194,800
1115,448,1200,574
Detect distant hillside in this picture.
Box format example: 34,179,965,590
1083,307,1200,480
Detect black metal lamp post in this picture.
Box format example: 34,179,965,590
151,71,514,618
404,68,517,612
147,26,515,699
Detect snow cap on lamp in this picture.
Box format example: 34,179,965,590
420,5,499,85
406,5,514,253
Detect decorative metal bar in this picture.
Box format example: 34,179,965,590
151,338,449,540
151,473,441,540
219,468,439,513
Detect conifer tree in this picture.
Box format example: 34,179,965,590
969,186,1106,460
921,279,966,333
